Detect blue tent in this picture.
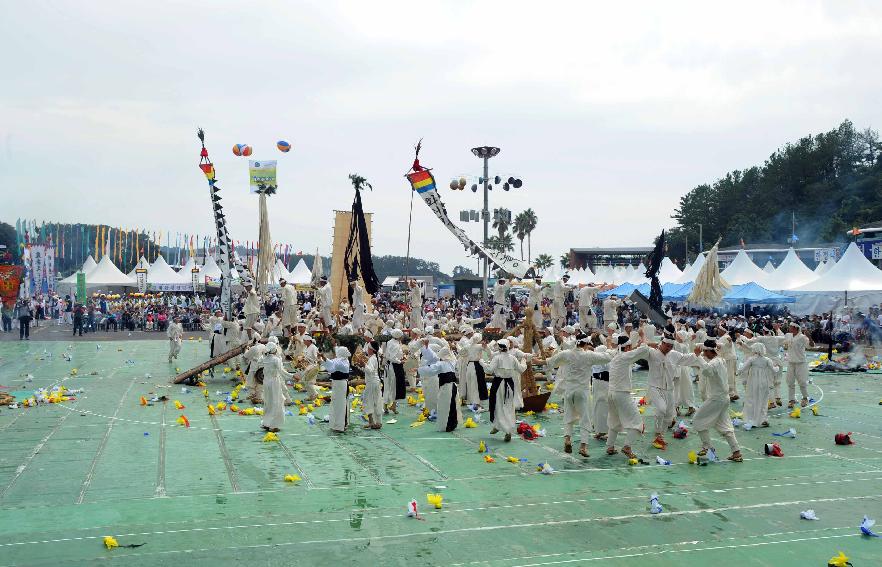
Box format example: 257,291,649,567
721,282,795,304
602,281,794,305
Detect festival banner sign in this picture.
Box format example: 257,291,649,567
135,268,148,293
406,169,532,278
76,272,87,304
191,267,201,292
248,160,278,193
0,266,23,307
44,245,55,292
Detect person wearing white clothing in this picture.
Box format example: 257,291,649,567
360,341,383,430
546,335,612,457
784,323,812,407
677,339,743,462
605,336,651,460
644,326,684,450
482,339,526,442
166,317,183,363
279,278,299,333
737,342,778,428
418,346,462,432
322,346,352,433
578,285,601,332
260,343,292,432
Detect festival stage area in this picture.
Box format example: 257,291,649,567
1,340,881,566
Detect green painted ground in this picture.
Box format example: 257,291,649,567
1,340,881,566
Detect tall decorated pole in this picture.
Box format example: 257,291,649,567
197,129,234,319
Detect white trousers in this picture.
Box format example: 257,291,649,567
786,362,809,401
591,379,609,435
563,388,592,443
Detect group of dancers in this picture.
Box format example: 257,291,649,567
188,274,815,464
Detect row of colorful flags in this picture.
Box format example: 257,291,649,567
13,219,305,270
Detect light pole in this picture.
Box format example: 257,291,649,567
471,146,500,298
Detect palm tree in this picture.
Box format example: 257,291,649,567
559,253,570,269
492,211,511,240
513,212,529,260
521,208,538,263
534,253,553,271
487,234,515,255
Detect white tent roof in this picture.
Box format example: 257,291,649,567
611,266,628,285
61,256,99,283
541,265,560,283
593,265,613,284
658,258,683,284
675,253,706,284
274,258,293,283
814,259,833,275
625,265,648,285
201,256,222,279
720,250,769,286
764,249,817,290
289,258,312,284
85,255,136,287
179,257,198,275
762,260,775,274
148,255,188,284
794,243,882,292
126,256,150,278
81,255,97,274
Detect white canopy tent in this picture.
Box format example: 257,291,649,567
541,265,560,283
814,259,832,275
147,255,189,285
790,243,882,314
720,250,769,286
126,256,150,278
658,257,683,284
764,249,817,291
201,256,223,280
60,256,99,284
288,258,312,285
273,259,293,283
675,253,706,284
762,260,776,274
82,255,136,287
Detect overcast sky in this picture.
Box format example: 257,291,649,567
3,1,881,272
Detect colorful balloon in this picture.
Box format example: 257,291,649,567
233,144,243,156
241,145,252,157
277,140,291,152
233,144,252,157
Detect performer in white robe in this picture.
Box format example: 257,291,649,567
279,278,299,333
242,280,261,337
323,346,351,433
244,341,267,404
590,345,610,440
605,336,651,459
482,339,526,442
644,327,683,450
693,321,709,400
360,341,383,429
299,334,321,401
577,284,600,332
546,335,611,457
550,274,571,330
527,277,545,328
419,346,462,432
207,309,225,363
408,280,423,329
678,339,743,462
602,295,621,330
260,343,292,432
316,277,335,329
351,280,366,332
222,318,243,368
166,317,183,363
462,333,490,407
673,326,696,416
783,323,811,408
737,342,777,428
715,325,738,400
490,278,511,329
382,329,407,412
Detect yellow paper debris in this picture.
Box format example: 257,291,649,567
103,536,118,549
263,432,279,442
284,474,301,483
